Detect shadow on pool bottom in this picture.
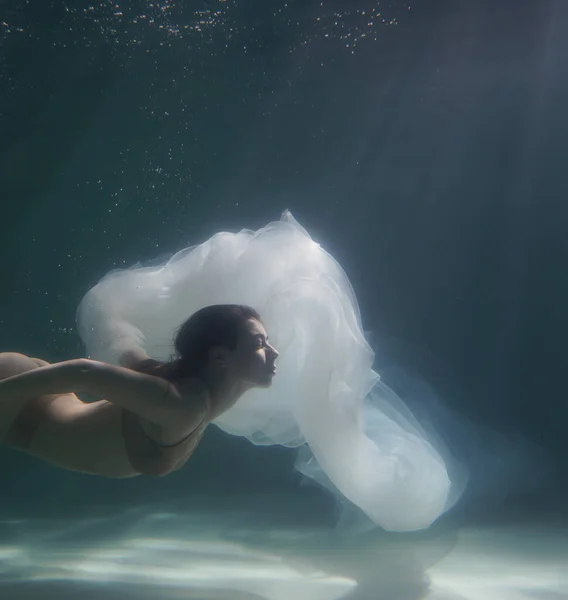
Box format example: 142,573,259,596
0,497,566,600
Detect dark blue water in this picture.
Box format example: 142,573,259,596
1,1,567,598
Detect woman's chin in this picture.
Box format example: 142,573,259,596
257,373,276,388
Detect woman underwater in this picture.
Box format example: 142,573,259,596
0,305,278,478
0,212,457,532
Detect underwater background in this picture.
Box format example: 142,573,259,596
0,1,567,598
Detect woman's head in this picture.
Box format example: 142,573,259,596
174,304,279,387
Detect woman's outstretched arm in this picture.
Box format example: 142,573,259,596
0,358,194,427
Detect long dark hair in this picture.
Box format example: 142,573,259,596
133,304,261,381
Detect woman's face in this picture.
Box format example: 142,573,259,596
230,318,279,387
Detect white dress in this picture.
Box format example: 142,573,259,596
76,211,459,532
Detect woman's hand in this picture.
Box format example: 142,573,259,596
119,348,151,369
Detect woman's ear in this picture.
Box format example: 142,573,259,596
208,346,229,369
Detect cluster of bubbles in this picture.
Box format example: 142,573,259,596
1,1,411,58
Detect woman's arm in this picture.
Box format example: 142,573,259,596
0,359,197,427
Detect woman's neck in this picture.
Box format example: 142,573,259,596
200,368,252,418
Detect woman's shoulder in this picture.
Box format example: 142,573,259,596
173,377,211,415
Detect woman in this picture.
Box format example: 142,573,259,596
0,305,278,478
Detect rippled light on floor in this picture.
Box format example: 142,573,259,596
0,500,566,599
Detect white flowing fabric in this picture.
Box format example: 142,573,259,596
77,211,457,532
